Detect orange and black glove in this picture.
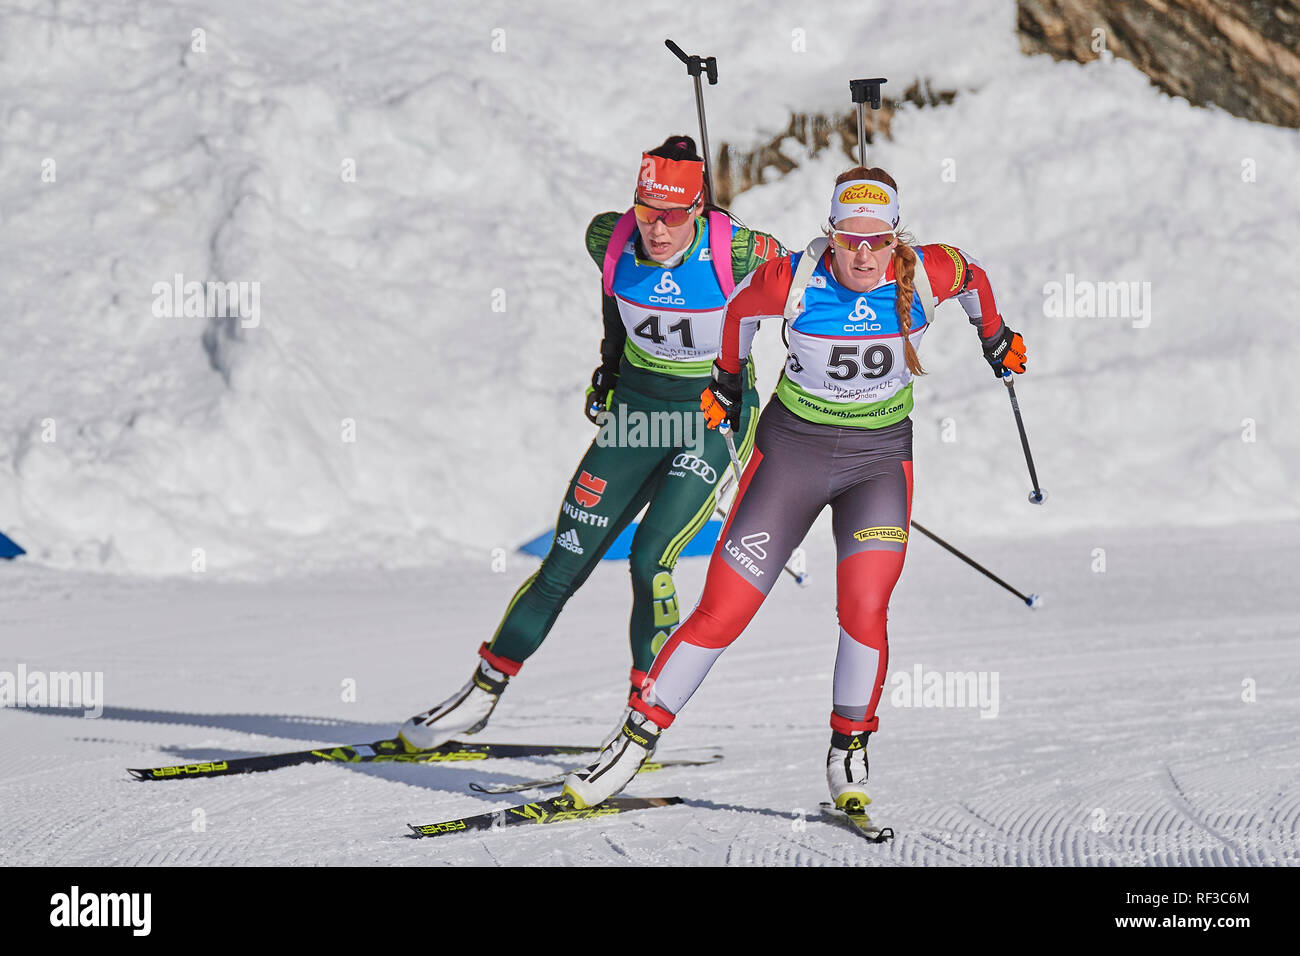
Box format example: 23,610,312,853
700,361,741,432
982,326,1027,378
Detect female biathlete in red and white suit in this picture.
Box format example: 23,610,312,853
565,165,1028,811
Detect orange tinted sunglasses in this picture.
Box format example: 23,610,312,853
829,229,897,253
633,198,700,227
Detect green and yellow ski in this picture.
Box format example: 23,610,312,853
409,795,681,838
467,753,723,794
820,800,894,843
128,738,595,781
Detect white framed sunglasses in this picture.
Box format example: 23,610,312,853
828,228,897,253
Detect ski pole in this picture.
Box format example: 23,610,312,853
1001,371,1047,505
848,77,889,167
712,422,807,585
718,419,744,486
909,520,1040,608
665,39,718,198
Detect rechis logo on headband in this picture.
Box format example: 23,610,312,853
837,183,892,205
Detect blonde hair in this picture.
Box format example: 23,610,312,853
833,166,925,375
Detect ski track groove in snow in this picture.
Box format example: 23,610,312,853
1272,788,1300,865
1161,764,1247,866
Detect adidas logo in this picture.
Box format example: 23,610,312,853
555,528,584,555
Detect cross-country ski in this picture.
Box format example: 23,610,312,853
408,796,682,838
127,739,597,781
467,753,723,794
820,801,895,844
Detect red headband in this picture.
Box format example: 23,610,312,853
636,152,704,205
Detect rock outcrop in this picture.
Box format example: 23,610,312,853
1017,0,1300,128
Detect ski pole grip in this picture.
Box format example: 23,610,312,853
849,78,888,110
666,38,702,78
665,39,716,82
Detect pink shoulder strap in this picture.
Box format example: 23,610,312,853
707,210,735,297
602,211,639,296
601,209,735,297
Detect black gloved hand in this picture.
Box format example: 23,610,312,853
585,364,618,424
700,361,742,433
982,325,1027,379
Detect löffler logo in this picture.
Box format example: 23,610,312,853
740,531,769,559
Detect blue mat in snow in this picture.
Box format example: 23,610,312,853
519,520,723,560
0,530,25,559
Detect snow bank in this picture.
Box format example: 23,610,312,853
0,0,1295,574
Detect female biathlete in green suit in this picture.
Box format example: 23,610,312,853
400,136,786,750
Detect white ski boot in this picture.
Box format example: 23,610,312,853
595,666,645,748
598,705,634,750
398,659,509,752
562,710,662,809
826,729,872,811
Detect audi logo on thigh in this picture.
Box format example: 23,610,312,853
672,454,717,483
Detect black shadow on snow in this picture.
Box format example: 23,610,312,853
7,704,385,742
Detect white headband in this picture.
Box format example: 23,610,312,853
829,179,900,229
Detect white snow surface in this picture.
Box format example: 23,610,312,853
1,520,1296,865
1,0,1298,868
1,0,1296,575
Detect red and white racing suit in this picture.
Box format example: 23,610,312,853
630,242,1007,735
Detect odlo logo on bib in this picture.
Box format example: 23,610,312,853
844,296,880,332
650,272,685,306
